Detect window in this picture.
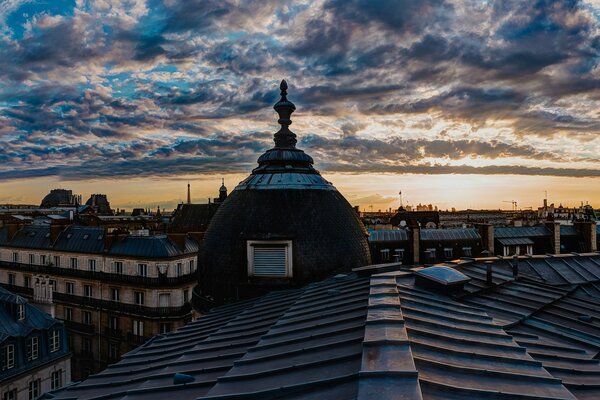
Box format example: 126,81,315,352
109,316,119,330
137,263,148,277
189,259,195,272
160,323,171,334
54,255,61,267
394,248,405,262
133,320,144,336
109,344,119,361
70,257,77,269
83,311,92,325
2,344,15,370
28,379,40,400
24,276,31,288
51,369,63,390
134,291,144,305
426,248,437,260
40,255,47,265
176,263,182,277
183,289,189,303
64,307,73,321
84,284,92,298
2,388,16,400
247,241,293,278
158,293,170,307
462,247,472,257
65,281,74,294
50,330,60,352
113,261,123,274
82,338,92,353
444,248,453,259
29,254,35,265
12,252,18,263
380,249,390,261
49,280,56,290
17,304,25,320
88,259,96,272
110,288,119,302
27,337,38,361
7,273,15,285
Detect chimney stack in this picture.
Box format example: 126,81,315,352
411,227,420,264
485,261,493,286
574,221,597,253
545,222,561,254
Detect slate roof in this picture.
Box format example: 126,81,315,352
419,228,480,241
367,229,409,242
0,225,198,258
0,286,60,343
497,237,535,246
47,253,600,400
560,225,580,236
170,203,221,232
494,226,552,238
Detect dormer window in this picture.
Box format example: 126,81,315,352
50,330,60,352
26,337,38,361
2,344,15,370
247,240,292,278
17,304,25,320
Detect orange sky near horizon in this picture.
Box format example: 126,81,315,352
1,173,599,213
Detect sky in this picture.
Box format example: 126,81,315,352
1,0,600,211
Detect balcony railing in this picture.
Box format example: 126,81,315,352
127,332,150,345
53,292,192,317
104,327,123,338
64,320,95,334
0,261,197,287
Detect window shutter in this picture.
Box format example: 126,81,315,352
253,246,287,276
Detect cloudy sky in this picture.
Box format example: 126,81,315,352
1,0,600,211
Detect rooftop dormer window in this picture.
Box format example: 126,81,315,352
17,304,25,320
83,234,89,240
247,240,293,278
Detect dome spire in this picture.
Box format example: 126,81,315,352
273,79,297,148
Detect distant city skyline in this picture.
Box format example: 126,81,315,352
2,173,600,212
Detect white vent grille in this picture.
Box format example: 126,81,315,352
247,240,292,278
253,246,287,276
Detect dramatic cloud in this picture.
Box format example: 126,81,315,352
1,0,600,182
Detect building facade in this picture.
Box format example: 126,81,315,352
0,224,198,381
0,287,70,400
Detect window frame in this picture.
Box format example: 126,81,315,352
50,330,60,353
134,291,145,306
28,379,40,400
246,240,293,278
51,369,62,390
137,263,148,277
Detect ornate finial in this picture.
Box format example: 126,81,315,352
273,79,297,148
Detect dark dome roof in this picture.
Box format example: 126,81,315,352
200,80,371,304
40,189,75,208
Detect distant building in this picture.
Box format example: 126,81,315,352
0,222,198,381
84,195,113,216
390,208,440,229
40,190,80,209
169,182,228,233
0,286,71,399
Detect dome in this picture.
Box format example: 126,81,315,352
199,80,371,304
40,189,76,208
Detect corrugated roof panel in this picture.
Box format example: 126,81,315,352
497,237,534,246
368,229,409,242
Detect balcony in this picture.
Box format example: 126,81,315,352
0,261,197,287
53,292,192,318
64,320,95,335
127,332,149,345
104,327,123,338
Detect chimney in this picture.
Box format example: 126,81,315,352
476,223,494,255
411,227,420,264
485,260,493,286
545,222,561,254
49,224,64,243
167,233,187,251
574,221,597,253
511,255,519,278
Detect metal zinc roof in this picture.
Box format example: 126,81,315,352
560,225,579,236
419,228,481,241
47,257,600,400
108,235,198,258
53,226,105,253
494,226,552,238
497,237,535,246
368,229,409,242
0,224,55,249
